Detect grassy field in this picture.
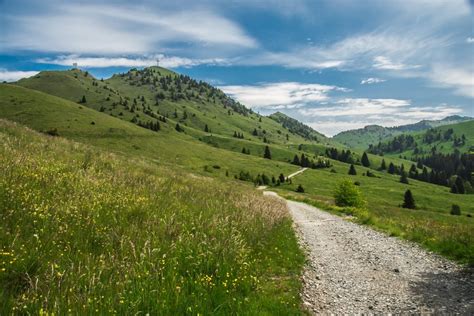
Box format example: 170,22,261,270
273,160,474,265
0,119,305,314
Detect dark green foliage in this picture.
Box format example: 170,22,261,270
388,162,396,174
252,128,258,136
400,172,409,184
380,159,387,170
361,152,370,167
454,176,465,194
402,190,416,209
175,123,184,132
296,184,305,193
348,164,357,175
204,124,209,133
451,204,461,216
278,173,285,183
292,154,300,165
263,146,271,159
80,95,87,103
269,112,323,141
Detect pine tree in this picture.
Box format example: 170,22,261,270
233,131,238,138
242,147,246,154
292,155,300,166
454,176,465,194
296,184,305,193
380,159,387,170
80,95,87,103
402,189,416,209
263,146,272,159
252,128,258,136
361,152,370,167
279,173,285,183
348,164,357,175
400,171,409,184
175,123,183,132
204,124,209,133
388,162,396,174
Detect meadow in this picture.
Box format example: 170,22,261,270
275,160,474,265
0,120,305,314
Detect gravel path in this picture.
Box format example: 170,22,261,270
264,192,474,314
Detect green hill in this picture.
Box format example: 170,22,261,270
333,116,473,149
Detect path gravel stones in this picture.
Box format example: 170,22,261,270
264,192,474,314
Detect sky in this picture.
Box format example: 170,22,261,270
0,0,473,136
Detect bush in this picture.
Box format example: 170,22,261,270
450,204,461,216
402,189,416,209
334,180,366,208
296,184,305,193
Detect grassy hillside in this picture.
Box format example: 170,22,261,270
0,84,299,179
333,116,472,149
0,119,305,314
16,68,317,147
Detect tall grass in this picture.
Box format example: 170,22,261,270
0,120,305,314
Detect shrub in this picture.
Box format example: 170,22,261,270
348,164,357,175
334,180,366,208
296,184,305,193
450,204,461,216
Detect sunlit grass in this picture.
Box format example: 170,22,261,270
0,120,305,314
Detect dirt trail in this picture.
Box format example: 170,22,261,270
264,191,474,314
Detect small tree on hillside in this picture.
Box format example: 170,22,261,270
402,189,416,209
292,155,300,165
296,184,305,193
400,171,409,184
454,176,465,194
380,159,387,170
80,95,87,103
450,204,461,216
361,152,370,167
175,123,184,132
388,162,396,174
279,173,286,183
204,124,209,133
348,164,357,175
252,128,258,136
263,146,272,159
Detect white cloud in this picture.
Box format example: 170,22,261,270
467,37,474,43
360,77,386,85
373,56,420,71
219,82,348,108
36,54,230,68
297,98,462,136
1,4,257,54
428,64,474,98
0,69,39,82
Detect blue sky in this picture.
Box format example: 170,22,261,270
1,0,473,135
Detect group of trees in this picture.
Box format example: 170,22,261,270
233,131,244,139
325,148,356,164
236,171,290,187
269,113,320,141
292,153,332,169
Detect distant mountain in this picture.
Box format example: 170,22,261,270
333,116,473,149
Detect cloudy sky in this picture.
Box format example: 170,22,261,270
1,0,473,136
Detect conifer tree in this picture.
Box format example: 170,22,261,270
296,184,305,193
204,124,209,133
388,162,396,174
402,189,416,209
80,95,87,103
242,147,246,154
380,159,387,170
292,155,300,166
175,123,183,132
361,152,370,167
252,128,258,136
348,164,357,175
400,171,409,184
454,176,465,194
263,146,272,159
279,173,285,183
